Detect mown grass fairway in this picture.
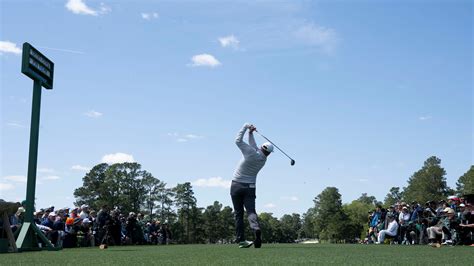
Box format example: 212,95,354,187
2,244,472,265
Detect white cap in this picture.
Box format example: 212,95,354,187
261,142,274,153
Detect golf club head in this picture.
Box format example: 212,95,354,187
291,160,295,166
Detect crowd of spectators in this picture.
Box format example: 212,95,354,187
365,196,474,246
6,203,172,248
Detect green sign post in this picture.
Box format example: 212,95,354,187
16,42,59,251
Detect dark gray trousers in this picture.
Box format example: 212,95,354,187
230,180,260,242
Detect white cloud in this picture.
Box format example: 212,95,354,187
0,183,15,191
168,132,204,143
189,54,221,68
281,196,299,201
0,41,22,55
419,116,432,121
264,203,276,208
42,176,61,180
72,165,91,171
102,153,135,164
38,168,54,173
193,177,231,189
185,134,203,139
294,23,339,54
4,175,27,183
84,110,103,118
141,12,159,20
99,3,111,14
6,122,26,128
65,0,110,16
219,35,240,49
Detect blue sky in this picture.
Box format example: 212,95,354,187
1,0,472,218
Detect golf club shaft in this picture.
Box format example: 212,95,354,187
254,131,294,161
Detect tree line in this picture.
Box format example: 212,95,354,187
74,156,473,243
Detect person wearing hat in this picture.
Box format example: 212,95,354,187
231,123,273,249
42,212,56,229
63,217,79,248
457,203,466,219
398,206,411,244
80,204,90,219
10,207,25,233
70,208,79,218
376,214,399,244
33,209,44,225
427,208,456,246
79,218,94,247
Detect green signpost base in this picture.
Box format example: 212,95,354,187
15,222,60,251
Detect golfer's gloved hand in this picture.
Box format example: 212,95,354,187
249,125,257,133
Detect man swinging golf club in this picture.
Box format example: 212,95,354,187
231,123,273,248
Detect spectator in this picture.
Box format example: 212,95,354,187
80,205,90,219
368,205,382,243
10,207,25,233
399,206,411,244
97,205,111,245
427,208,457,246
78,218,94,247
376,214,399,244
70,208,79,219
457,204,466,219
109,210,122,246
63,217,79,248
52,210,66,247
162,222,171,244
458,207,474,245
149,220,160,244
42,212,56,229
33,210,43,225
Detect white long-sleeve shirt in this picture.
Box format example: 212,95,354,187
387,219,399,235
233,123,267,184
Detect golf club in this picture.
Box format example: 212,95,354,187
254,130,295,166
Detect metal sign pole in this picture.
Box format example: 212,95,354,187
16,43,59,251
24,80,41,224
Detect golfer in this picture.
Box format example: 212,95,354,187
231,123,273,248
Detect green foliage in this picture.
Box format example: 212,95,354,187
384,187,403,206
173,182,197,244
343,198,374,239
279,213,302,243
259,212,282,243
73,162,153,214
311,187,348,242
457,165,474,195
301,207,317,238
402,156,451,203
357,193,378,206
202,201,223,243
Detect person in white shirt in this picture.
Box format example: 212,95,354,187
377,215,399,244
398,206,411,244
80,204,90,219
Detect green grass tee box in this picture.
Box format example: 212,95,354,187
2,244,473,265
